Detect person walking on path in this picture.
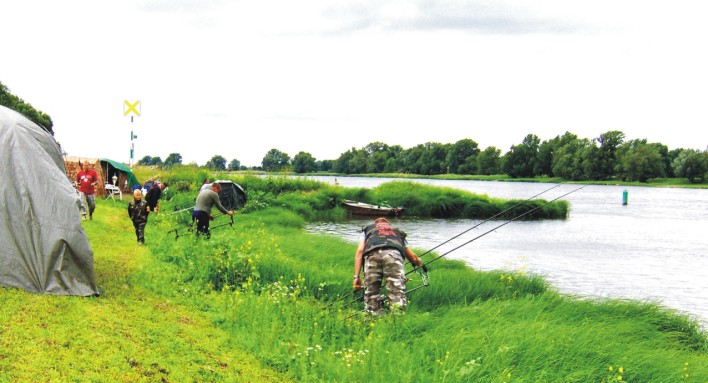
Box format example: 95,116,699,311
192,182,233,238
353,217,422,315
128,189,149,245
76,161,98,220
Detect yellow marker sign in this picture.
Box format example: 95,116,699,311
124,100,141,117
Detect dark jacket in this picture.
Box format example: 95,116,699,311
128,199,149,224
145,187,162,210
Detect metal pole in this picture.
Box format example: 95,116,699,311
130,116,134,169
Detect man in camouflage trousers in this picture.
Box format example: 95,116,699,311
353,217,422,315
128,189,149,245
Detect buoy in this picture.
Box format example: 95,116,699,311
622,189,628,205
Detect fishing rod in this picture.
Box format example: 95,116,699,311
415,181,568,259
167,212,234,239
408,184,588,274
326,182,568,309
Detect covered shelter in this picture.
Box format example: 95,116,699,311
99,158,141,192
0,105,99,296
215,180,247,211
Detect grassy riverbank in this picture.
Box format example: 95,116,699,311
147,196,708,382
4,177,707,381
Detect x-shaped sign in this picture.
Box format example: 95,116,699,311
124,100,141,116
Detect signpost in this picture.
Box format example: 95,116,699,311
124,100,141,168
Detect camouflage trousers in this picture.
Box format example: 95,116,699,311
363,248,407,315
132,221,146,244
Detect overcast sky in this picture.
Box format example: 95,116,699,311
2,1,707,167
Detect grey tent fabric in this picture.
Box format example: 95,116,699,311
215,180,247,211
0,105,99,296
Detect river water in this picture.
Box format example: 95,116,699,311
302,176,708,327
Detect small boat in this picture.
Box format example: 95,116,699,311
342,200,405,217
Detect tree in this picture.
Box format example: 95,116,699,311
137,155,162,166
535,132,578,177
349,150,368,174
0,81,54,134
503,134,540,178
476,146,502,175
673,149,707,183
228,158,241,171
408,142,449,175
617,140,666,182
333,148,357,174
316,159,335,172
446,139,480,174
594,130,625,180
205,155,227,170
551,138,593,180
164,153,182,167
292,151,317,173
261,149,290,172
137,155,153,166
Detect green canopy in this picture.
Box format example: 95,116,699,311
100,158,140,189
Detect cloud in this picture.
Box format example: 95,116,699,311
322,0,580,35
139,0,225,13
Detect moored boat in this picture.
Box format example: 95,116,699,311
342,200,405,217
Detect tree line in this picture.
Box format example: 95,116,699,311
139,130,707,184
0,81,54,134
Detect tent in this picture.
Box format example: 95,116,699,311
215,180,247,211
100,158,140,191
0,105,99,296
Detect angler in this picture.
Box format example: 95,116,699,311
192,182,234,238
353,217,422,315
334,183,587,315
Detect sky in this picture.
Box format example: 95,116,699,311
2,0,707,167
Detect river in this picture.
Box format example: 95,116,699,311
301,176,708,327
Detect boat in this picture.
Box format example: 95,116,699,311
342,200,405,217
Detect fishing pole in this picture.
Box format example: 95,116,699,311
167,212,234,239
327,182,568,309
415,181,568,259
408,184,588,274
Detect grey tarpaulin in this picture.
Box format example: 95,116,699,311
0,105,99,296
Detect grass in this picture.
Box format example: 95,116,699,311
0,200,293,383
2,173,707,382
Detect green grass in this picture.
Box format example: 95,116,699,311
0,200,293,383
142,194,708,382
3,173,707,382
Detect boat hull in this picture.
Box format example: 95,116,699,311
342,200,405,217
